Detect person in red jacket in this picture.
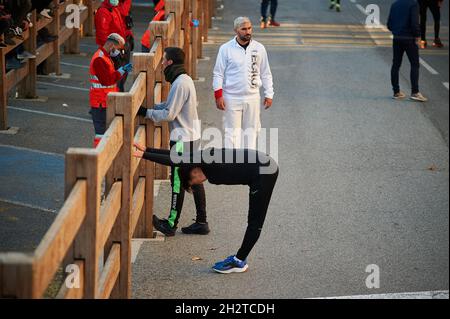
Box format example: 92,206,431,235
116,0,134,91
95,0,126,47
89,33,133,147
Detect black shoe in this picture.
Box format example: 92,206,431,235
152,215,177,237
181,221,210,235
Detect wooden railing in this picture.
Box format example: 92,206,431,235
0,0,215,299
0,0,101,131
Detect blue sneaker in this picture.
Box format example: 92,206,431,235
212,256,249,274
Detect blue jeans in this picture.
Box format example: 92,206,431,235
391,38,420,94
261,0,278,22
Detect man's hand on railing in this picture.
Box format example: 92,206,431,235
137,106,148,117
134,142,146,152
134,150,144,158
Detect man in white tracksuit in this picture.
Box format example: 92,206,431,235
213,17,274,149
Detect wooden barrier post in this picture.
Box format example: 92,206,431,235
195,0,203,59
107,92,134,298
83,0,97,36
150,22,171,180
203,0,209,42
18,11,38,99
65,0,81,54
190,0,199,80
165,0,183,48
65,149,101,299
0,46,8,130
0,253,34,298
182,0,192,75
133,53,156,238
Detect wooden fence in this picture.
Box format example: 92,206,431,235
0,0,101,131
0,0,215,299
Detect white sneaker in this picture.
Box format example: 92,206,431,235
40,9,52,19
393,91,406,100
410,92,428,102
17,51,36,60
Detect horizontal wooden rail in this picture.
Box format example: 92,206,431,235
0,0,214,299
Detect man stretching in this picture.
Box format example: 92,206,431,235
134,147,279,274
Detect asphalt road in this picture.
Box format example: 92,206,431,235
132,0,449,298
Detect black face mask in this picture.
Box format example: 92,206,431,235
164,63,187,84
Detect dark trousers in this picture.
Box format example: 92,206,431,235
261,0,278,22
391,38,420,95
90,106,106,130
419,0,441,40
167,140,207,228
236,166,279,261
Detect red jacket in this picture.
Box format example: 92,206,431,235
118,0,133,38
89,47,123,108
95,2,127,47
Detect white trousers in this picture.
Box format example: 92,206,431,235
223,97,261,149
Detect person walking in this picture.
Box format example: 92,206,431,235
418,0,444,49
387,0,428,102
137,47,209,237
89,33,132,147
134,147,279,274
260,0,280,28
213,17,274,150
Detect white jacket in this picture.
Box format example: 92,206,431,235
213,37,274,100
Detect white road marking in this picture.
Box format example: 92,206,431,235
8,106,91,123
313,290,449,299
0,144,63,157
37,81,89,92
443,82,449,90
0,197,57,214
60,62,89,69
419,58,439,75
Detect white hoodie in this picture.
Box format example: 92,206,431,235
213,37,274,100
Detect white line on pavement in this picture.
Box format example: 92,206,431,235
419,58,439,75
37,81,89,92
313,290,449,299
0,144,63,157
443,82,449,90
60,61,89,69
8,106,91,123
0,197,57,214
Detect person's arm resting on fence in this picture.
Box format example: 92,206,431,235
145,81,186,122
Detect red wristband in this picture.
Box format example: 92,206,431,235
214,89,223,100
